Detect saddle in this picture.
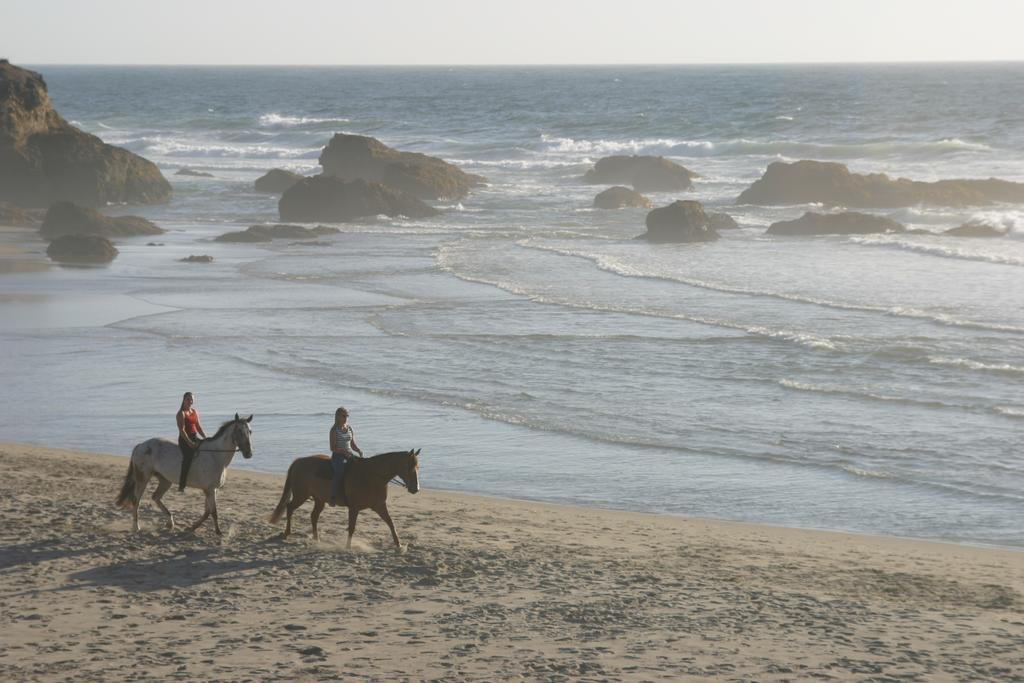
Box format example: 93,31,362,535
316,455,359,506
314,457,335,480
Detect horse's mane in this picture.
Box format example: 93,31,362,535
207,418,239,441
367,450,414,462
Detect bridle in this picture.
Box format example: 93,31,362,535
196,422,251,456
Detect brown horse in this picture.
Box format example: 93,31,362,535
269,449,420,549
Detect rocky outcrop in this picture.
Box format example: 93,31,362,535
639,200,720,243
708,212,739,230
944,222,1007,237
46,234,118,263
215,223,339,243
738,160,1024,208
179,254,214,263
318,134,485,200
0,201,45,227
279,176,439,223
583,156,697,192
39,202,164,239
0,61,172,208
766,211,905,236
175,168,214,178
593,186,652,209
254,168,304,194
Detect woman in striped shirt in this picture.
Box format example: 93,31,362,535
329,406,363,506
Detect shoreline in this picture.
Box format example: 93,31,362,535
9,438,1022,554
0,223,49,274
1,441,1022,680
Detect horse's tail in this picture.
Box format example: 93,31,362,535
115,461,137,509
268,463,294,524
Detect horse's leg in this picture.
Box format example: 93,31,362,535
188,490,212,533
373,504,402,552
151,475,174,530
346,508,359,549
210,489,222,536
310,498,325,542
131,467,151,533
284,495,308,540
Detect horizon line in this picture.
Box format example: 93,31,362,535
15,59,1024,68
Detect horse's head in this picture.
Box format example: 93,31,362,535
233,413,254,459
399,448,420,494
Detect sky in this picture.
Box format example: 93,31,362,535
3,0,1023,65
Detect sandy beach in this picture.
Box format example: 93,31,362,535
0,224,48,275
0,443,1020,681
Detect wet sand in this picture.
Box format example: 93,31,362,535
0,443,1021,681
0,224,48,274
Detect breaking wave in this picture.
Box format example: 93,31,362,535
257,112,351,127
519,239,1024,335
849,235,1024,267
540,134,994,161
118,135,320,159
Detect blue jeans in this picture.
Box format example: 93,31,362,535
330,452,349,503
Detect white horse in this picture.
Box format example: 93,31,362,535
116,413,253,534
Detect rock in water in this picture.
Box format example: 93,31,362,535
0,60,171,208
39,202,164,239
46,234,118,263
318,134,485,200
738,160,1024,208
707,212,739,230
593,186,652,209
583,156,697,192
640,200,720,243
0,201,45,227
944,222,1007,237
766,211,905,236
179,254,214,263
215,224,340,243
279,176,439,222
254,169,304,194
175,168,214,178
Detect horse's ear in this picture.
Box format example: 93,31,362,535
235,412,240,421
415,448,421,455
246,414,253,423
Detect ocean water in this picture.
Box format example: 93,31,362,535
2,65,1023,547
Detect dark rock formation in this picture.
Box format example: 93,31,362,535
175,168,214,178
639,200,720,243
944,222,1007,238
0,200,45,227
0,61,172,208
40,202,164,239
318,134,485,200
766,211,905,236
708,212,739,230
738,160,1024,208
593,186,652,209
46,234,118,263
254,168,304,194
583,156,697,192
279,176,439,223
179,254,214,262
215,223,339,243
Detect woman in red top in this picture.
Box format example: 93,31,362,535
177,391,207,492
